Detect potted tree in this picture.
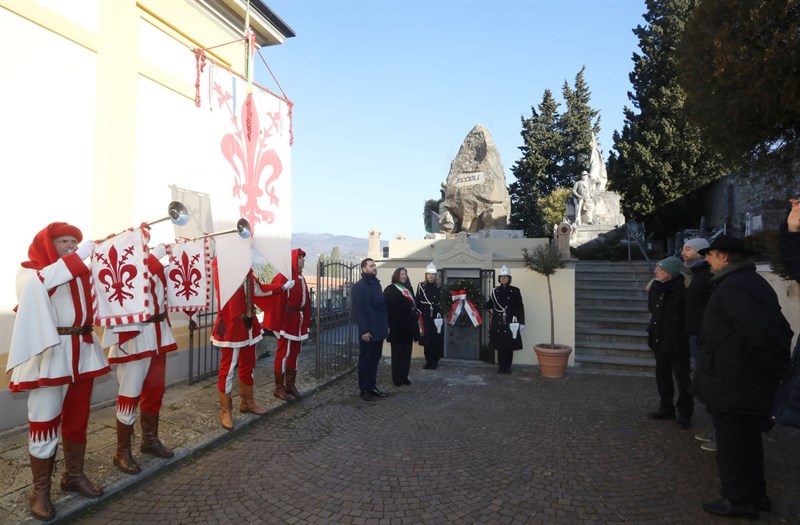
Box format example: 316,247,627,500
522,244,572,378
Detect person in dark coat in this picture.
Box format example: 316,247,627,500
384,267,420,386
679,238,716,448
485,266,525,374
693,235,793,520
352,258,389,402
772,198,800,428
646,256,693,428
415,263,444,370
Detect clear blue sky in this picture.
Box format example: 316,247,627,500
258,0,646,239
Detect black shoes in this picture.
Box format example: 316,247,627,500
360,391,375,402
676,414,691,429
423,362,431,370
702,498,759,520
369,387,388,398
647,408,676,420
497,368,511,374
402,379,411,385
756,495,772,512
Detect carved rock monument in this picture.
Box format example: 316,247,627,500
439,125,510,234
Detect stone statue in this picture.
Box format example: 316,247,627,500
572,171,595,226
588,132,608,193
439,124,510,233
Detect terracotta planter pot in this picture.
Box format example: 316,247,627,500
534,344,572,378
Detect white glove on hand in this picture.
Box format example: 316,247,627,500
151,243,167,260
282,279,296,291
75,240,95,260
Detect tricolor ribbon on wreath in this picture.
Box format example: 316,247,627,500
447,290,483,327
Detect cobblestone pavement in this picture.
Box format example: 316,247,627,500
60,360,799,525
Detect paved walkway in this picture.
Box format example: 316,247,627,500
2,353,796,524
0,342,343,525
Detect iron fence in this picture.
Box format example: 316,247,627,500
313,260,362,378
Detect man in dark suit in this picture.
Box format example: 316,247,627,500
352,258,389,402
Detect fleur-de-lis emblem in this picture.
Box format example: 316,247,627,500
95,245,138,306
215,86,283,231
168,251,202,300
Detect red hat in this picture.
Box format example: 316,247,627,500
21,222,83,270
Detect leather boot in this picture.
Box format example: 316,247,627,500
60,439,103,498
29,452,56,521
113,420,141,475
140,412,174,458
273,370,293,401
284,368,303,399
219,391,234,430
239,382,268,414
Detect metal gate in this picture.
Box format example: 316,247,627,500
441,268,494,361
313,260,361,378
188,285,219,384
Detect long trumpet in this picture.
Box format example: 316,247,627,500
187,218,252,241
147,201,190,227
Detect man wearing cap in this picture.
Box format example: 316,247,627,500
265,248,309,401
646,256,693,428
102,241,178,475
416,263,445,370
694,235,792,519
7,223,110,520
486,266,525,374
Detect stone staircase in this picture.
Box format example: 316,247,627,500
574,261,656,374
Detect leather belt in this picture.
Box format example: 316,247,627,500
146,312,168,323
57,325,94,336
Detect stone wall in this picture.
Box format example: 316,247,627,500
699,168,796,235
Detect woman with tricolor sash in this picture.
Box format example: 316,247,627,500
383,267,421,387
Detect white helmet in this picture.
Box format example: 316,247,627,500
499,265,511,277
425,262,437,274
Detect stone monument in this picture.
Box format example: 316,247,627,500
567,132,625,247
439,124,511,234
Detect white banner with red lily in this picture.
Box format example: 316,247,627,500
446,290,483,327
165,238,211,313
194,64,293,310
91,229,150,327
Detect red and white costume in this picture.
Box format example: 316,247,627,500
7,223,110,459
267,249,311,374
103,253,178,425
211,259,281,394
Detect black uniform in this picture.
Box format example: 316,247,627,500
415,280,444,369
485,281,525,373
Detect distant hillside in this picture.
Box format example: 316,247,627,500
291,233,388,276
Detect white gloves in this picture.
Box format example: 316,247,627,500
75,240,95,260
282,279,296,291
151,243,167,260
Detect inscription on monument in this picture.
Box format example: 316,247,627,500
453,172,485,187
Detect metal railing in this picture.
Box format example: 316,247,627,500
313,260,362,379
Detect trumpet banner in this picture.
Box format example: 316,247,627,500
165,238,211,313
91,228,149,326
196,63,293,310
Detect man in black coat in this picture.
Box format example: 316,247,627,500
352,258,389,402
694,235,792,519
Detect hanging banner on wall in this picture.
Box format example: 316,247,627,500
194,61,293,309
